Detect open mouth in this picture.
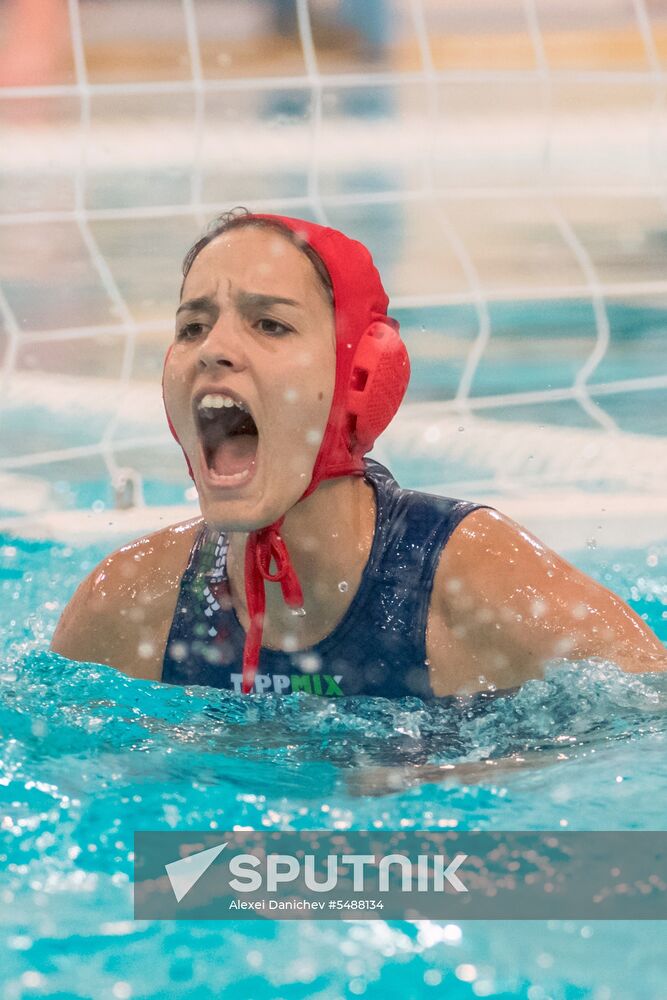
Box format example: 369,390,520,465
195,392,259,484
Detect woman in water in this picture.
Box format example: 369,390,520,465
51,210,667,701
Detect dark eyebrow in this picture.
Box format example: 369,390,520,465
235,290,300,310
176,296,218,317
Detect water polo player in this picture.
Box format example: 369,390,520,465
51,211,667,696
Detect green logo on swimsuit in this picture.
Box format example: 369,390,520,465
230,673,344,695
290,674,343,696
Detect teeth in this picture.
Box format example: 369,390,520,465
198,393,248,413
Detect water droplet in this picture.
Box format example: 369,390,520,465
551,783,572,804
291,606,307,617
338,580,349,593
458,425,465,432
298,652,321,673
586,537,597,550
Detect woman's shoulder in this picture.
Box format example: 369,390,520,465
50,516,204,678
114,515,204,572
88,515,204,597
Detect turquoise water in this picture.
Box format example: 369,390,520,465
1,532,666,999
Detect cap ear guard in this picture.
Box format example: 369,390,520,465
345,320,410,456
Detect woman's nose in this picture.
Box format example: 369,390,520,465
197,318,246,371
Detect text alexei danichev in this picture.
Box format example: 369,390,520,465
229,899,326,911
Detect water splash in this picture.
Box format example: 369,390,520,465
1,533,667,999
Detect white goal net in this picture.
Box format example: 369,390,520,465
1,0,666,542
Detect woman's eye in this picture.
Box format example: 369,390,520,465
177,322,207,340
256,318,292,337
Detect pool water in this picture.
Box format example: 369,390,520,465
1,533,666,999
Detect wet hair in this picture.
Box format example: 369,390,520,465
181,207,334,305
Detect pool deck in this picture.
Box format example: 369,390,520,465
2,488,666,554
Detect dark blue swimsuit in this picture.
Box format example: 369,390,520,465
162,460,486,699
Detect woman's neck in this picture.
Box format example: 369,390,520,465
225,475,377,649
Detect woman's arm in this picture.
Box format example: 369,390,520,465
345,748,564,797
426,508,666,696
